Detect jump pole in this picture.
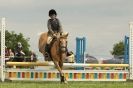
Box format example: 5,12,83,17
6,62,129,67
6,62,129,81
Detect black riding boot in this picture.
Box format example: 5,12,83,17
45,44,50,61
66,48,69,56
45,44,50,53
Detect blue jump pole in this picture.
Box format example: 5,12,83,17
124,36,129,64
76,37,86,70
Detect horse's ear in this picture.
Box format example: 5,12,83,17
64,32,69,38
61,32,69,38
65,32,69,37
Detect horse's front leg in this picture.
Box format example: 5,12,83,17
53,60,64,75
59,61,67,84
52,60,66,83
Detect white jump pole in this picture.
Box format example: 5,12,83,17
1,17,6,82
129,22,133,80
6,62,129,67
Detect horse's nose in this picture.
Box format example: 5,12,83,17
60,46,66,52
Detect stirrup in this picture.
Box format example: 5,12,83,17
44,52,50,61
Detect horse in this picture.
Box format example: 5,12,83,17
38,32,48,60
38,32,68,83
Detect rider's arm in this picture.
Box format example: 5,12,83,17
47,20,54,34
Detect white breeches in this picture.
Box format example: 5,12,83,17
47,36,53,44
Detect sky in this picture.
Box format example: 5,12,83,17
0,0,133,59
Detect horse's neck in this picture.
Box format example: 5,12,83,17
50,39,60,57
51,39,67,62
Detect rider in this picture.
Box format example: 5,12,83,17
15,42,25,56
45,9,63,59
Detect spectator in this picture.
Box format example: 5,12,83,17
14,42,25,62
15,42,25,56
5,46,10,62
30,51,37,62
8,48,14,61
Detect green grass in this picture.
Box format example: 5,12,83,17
0,81,133,88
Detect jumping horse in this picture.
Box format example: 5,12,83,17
38,32,68,83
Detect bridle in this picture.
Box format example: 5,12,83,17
59,37,68,53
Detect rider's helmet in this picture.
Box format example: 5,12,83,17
49,9,57,16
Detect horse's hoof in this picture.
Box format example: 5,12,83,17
60,81,68,84
64,80,68,84
60,79,68,84
64,77,68,84
60,76,68,84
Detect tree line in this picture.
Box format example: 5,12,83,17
0,30,30,56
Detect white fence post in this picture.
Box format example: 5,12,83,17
129,22,133,80
1,17,6,82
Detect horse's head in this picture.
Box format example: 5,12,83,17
59,32,68,53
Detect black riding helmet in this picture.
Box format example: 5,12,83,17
49,9,57,16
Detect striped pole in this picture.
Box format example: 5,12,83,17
1,18,6,82
129,22,133,80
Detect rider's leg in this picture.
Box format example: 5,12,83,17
47,36,53,44
45,36,53,61
45,36,53,52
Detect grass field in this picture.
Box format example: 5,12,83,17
0,81,133,88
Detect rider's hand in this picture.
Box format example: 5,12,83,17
53,34,56,37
